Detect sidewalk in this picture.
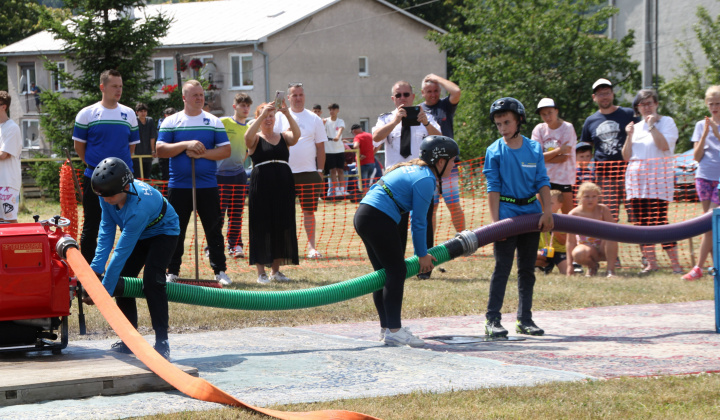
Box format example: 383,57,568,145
1,301,718,419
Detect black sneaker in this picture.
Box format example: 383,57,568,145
110,340,132,354
484,318,508,337
154,339,170,360
417,271,432,280
516,319,545,336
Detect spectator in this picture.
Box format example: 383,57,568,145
483,97,552,338
275,83,326,259
73,69,139,265
373,80,441,279
535,190,568,274
157,107,177,182
420,74,466,235
323,103,347,197
156,80,232,286
575,142,595,186
218,93,253,259
86,158,180,360
622,89,681,275
133,103,157,180
30,83,41,109
245,102,301,283
580,78,636,221
312,104,322,118
0,91,22,223
355,136,459,347
566,182,619,277
532,98,577,214
351,124,377,191
682,85,720,281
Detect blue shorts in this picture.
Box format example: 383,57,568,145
433,165,461,205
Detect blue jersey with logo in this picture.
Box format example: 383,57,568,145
72,102,140,177
90,180,180,294
157,111,230,188
483,135,550,220
361,164,436,257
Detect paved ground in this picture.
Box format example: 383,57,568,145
1,301,718,419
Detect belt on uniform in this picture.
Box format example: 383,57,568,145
377,179,408,214
500,195,537,206
254,160,289,168
146,198,168,229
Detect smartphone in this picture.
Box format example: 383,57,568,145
402,106,421,127
274,90,284,109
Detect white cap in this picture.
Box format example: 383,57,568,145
592,78,613,92
536,98,557,113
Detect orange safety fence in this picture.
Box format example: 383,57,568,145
62,155,708,275
65,247,379,420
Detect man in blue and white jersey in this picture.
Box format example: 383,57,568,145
157,80,232,285
73,69,139,264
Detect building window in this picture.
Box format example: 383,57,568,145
154,58,174,90
189,55,213,79
52,62,67,92
359,118,369,133
359,56,369,77
22,120,40,149
19,62,36,94
230,54,253,88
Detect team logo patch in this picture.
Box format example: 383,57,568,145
203,118,210,125
121,112,128,120
3,203,14,215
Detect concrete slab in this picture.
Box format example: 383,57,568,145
0,344,198,407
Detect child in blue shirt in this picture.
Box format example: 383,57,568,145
85,158,180,360
483,98,553,337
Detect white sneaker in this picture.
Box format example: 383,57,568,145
215,271,232,286
166,273,178,283
271,271,291,282
230,245,244,259
307,249,323,259
383,327,425,348
257,273,271,284
379,328,387,341
203,246,210,259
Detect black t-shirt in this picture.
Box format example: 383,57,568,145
580,106,636,161
136,117,158,155
421,95,457,138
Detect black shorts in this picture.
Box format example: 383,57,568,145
324,152,346,171
550,183,573,193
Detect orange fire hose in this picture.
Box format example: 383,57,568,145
66,247,380,420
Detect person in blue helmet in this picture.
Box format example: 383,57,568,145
354,135,459,348
483,97,553,338
83,157,180,360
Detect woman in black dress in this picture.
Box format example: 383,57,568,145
244,102,301,284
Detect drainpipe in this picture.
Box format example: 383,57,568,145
254,41,270,102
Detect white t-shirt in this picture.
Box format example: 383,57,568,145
324,117,346,154
373,111,440,168
276,109,327,173
691,119,720,181
530,121,577,186
0,119,22,191
625,117,678,202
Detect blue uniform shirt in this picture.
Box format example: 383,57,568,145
361,164,436,257
157,111,230,188
483,135,550,220
90,180,180,294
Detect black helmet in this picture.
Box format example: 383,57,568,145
420,135,459,166
91,158,133,197
489,97,527,125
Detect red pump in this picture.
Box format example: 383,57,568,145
0,216,80,354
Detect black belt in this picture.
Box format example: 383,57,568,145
377,179,408,214
146,198,168,228
500,195,537,206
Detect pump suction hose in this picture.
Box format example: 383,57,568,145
120,212,712,310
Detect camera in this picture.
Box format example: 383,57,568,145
540,247,555,258
402,106,421,127
274,90,284,109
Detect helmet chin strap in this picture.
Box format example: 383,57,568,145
432,159,450,195
124,181,141,202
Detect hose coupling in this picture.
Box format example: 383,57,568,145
56,236,79,259
455,230,479,256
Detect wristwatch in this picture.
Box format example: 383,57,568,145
422,121,430,127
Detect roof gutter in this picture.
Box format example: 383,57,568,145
254,41,270,102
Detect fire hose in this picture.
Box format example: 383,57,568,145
118,212,713,310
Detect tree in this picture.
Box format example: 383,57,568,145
429,0,641,158
0,1,48,92
387,0,462,30
660,5,720,153
30,0,172,196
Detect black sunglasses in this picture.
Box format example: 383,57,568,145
394,92,412,98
